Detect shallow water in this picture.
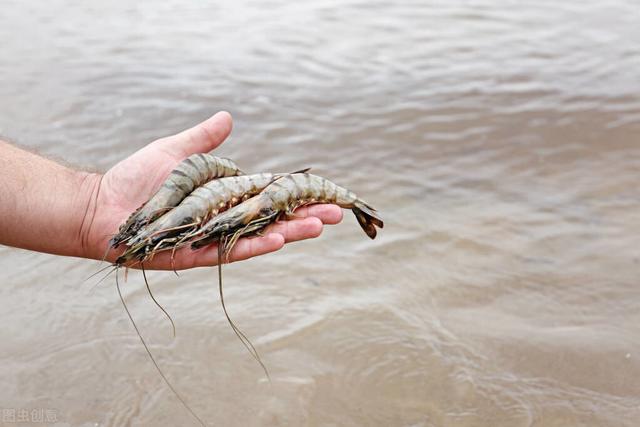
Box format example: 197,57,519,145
1,0,640,426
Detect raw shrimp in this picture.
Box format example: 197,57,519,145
117,173,281,264
109,153,242,248
189,173,383,256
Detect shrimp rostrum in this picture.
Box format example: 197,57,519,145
188,173,384,256
109,153,242,248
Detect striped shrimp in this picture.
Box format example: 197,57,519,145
109,153,242,248
116,172,291,265
189,173,383,255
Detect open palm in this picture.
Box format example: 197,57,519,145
85,112,342,270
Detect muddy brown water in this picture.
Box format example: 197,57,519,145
1,0,640,426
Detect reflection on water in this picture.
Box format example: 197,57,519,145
1,0,640,425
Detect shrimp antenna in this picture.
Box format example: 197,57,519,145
115,270,206,427
218,235,258,353
83,263,118,283
141,263,176,338
88,265,120,293
217,242,271,381
82,264,118,295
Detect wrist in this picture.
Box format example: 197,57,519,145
73,171,104,260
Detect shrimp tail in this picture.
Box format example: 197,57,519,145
352,200,383,239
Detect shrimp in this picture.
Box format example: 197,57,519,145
116,173,282,265
109,153,242,248
189,173,383,255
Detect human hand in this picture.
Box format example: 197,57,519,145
81,112,343,270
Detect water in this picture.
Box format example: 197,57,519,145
1,0,640,425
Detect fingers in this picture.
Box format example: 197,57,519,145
151,218,320,270
291,204,343,225
131,205,343,270
226,233,285,262
154,111,233,159
245,204,343,245
262,204,342,244
167,233,285,269
266,217,323,243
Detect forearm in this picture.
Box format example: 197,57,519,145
0,140,102,258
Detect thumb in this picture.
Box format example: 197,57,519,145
154,111,233,159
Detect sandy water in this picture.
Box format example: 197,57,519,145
1,0,640,426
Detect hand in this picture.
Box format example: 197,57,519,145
82,111,343,270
